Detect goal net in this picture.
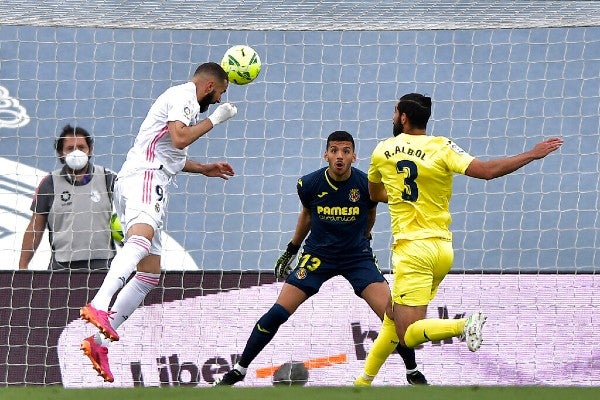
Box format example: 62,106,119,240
1,0,599,387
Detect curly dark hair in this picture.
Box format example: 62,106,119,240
54,124,93,153
397,93,432,130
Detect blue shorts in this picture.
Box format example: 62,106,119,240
285,251,386,297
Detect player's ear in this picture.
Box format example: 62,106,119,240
205,80,214,94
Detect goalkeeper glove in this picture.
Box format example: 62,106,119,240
274,241,301,279
208,102,237,126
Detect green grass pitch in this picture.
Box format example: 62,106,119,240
2,386,599,400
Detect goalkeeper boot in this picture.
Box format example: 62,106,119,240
80,303,119,341
406,370,428,385
462,311,486,352
214,368,245,386
81,336,114,383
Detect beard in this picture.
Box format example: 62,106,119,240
393,121,403,137
198,92,214,113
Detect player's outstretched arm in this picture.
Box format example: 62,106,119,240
182,160,235,180
465,137,563,180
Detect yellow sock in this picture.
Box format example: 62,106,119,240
361,314,399,379
404,318,465,348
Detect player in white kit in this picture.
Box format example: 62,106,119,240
79,62,238,382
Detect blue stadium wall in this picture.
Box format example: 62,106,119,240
1,25,599,273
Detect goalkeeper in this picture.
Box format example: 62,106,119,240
215,130,427,386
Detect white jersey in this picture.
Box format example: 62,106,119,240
119,81,203,177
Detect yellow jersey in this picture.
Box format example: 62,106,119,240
368,133,475,241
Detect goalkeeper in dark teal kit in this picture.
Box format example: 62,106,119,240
215,131,427,386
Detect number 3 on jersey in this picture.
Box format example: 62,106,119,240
396,160,418,202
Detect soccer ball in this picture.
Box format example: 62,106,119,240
272,361,309,386
110,213,124,245
221,45,261,85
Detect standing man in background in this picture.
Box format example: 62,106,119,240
355,93,563,385
19,124,117,270
79,62,237,383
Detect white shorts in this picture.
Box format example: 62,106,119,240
113,169,170,255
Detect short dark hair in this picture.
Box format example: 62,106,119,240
54,124,93,153
193,62,228,81
326,130,355,150
397,93,432,130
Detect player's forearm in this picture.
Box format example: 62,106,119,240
474,152,537,180
365,207,376,238
291,209,311,246
169,120,213,149
190,119,214,142
182,159,205,173
368,181,388,203
290,228,309,247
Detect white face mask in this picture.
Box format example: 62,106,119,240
65,149,89,170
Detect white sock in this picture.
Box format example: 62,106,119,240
234,363,247,375
360,372,374,381
93,332,112,347
109,271,160,331
91,235,151,311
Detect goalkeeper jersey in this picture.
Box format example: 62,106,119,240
368,133,475,242
298,166,377,259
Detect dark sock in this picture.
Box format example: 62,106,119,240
395,344,417,370
238,303,291,368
